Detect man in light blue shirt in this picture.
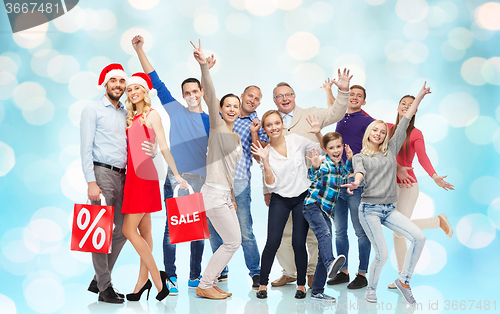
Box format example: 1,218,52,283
80,63,155,303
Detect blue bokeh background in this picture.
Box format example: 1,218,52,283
1,0,499,313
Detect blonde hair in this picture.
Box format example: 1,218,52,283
361,120,389,156
261,110,283,126
125,85,152,129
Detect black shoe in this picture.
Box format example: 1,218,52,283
327,272,350,285
295,289,307,299
252,275,260,289
218,274,228,281
256,289,267,299
156,271,170,301
126,279,152,301
98,286,125,304
90,280,124,298
347,274,368,290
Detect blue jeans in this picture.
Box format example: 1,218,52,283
260,191,309,286
333,178,371,274
206,179,261,277
163,171,205,279
358,202,426,290
302,203,334,294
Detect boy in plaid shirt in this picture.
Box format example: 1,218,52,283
302,132,353,301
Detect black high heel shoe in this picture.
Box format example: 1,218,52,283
126,279,152,301
156,271,171,301
127,279,153,301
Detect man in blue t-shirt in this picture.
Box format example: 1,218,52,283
133,35,211,295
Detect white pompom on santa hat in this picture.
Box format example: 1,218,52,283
95,63,128,92
126,72,157,98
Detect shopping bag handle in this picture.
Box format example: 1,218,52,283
86,194,107,206
173,184,194,197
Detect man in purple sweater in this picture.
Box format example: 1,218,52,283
323,84,374,289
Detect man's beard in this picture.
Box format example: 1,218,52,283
107,89,123,101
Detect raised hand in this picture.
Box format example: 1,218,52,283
416,81,431,100
397,165,416,188
251,142,269,160
250,118,261,133
433,174,454,191
320,78,334,91
306,115,321,134
345,144,353,161
190,39,206,64
132,35,144,51
306,148,325,169
331,68,353,92
206,54,217,69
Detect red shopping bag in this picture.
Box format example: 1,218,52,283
166,184,209,244
71,196,114,253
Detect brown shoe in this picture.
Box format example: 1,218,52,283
307,275,314,289
271,275,297,287
196,287,227,299
214,286,232,297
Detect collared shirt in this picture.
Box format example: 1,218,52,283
233,111,268,180
280,109,295,128
304,156,352,216
261,133,321,198
80,95,128,183
335,110,374,164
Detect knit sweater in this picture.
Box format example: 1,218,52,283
352,116,410,204
201,63,242,197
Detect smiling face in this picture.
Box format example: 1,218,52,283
262,112,284,139
324,138,344,163
240,86,262,116
369,122,387,147
182,82,204,109
397,96,415,118
219,96,240,123
105,76,126,101
273,85,296,114
126,84,145,105
348,87,366,113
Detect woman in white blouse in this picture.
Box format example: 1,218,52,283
251,110,322,299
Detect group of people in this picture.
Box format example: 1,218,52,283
80,36,454,305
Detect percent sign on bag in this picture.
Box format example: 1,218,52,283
71,199,114,254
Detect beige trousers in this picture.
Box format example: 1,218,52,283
276,213,319,277
393,183,440,273
199,185,241,289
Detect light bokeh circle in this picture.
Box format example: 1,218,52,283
404,41,429,64
245,0,277,16
447,27,473,50
292,63,325,91
0,56,18,75
465,116,499,145
416,114,449,143
128,0,159,10
272,0,302,10
441,41,465,62
0,141,15,177
413,240,447,275
120,28,153,55
47,55,81,83
21,98,55,126
24,276,65,313
23,159,62,195
470,176,500,205
61,159,87,203
194,14,219,36
0,294,16,314
488,198,500,229
31,49,59,78
482,57,500,85
68,72,100,100
225,13,251,35
457,214,496,249
403,21,429,41
12,22,48,49
284,8,315,33
365,0,385,5
439,93,479,127
0,72,18,101
411,192,436,220
461,57,487,86
475,2,500,31
53,5,86,33
396,0,428,22
286,32,320,61
308,2,334,23
13,82,46,111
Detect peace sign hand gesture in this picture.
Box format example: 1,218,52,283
190,39,206,64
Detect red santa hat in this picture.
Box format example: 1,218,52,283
126,72,157,97
96,63,127,92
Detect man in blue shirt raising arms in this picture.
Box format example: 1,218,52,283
132,35,211,295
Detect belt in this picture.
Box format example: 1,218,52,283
93,161,126,174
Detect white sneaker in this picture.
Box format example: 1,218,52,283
387,282,396,289
365,289,377,303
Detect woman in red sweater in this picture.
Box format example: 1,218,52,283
387,95,454,289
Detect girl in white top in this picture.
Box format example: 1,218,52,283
252,111,323,299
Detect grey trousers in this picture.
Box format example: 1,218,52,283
91,165,127,292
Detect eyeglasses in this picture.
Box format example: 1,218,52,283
274,93,295,100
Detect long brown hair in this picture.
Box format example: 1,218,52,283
388,95,415,161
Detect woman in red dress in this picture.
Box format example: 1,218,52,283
122,72,188,301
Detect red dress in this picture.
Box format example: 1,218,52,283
122,111,162,214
